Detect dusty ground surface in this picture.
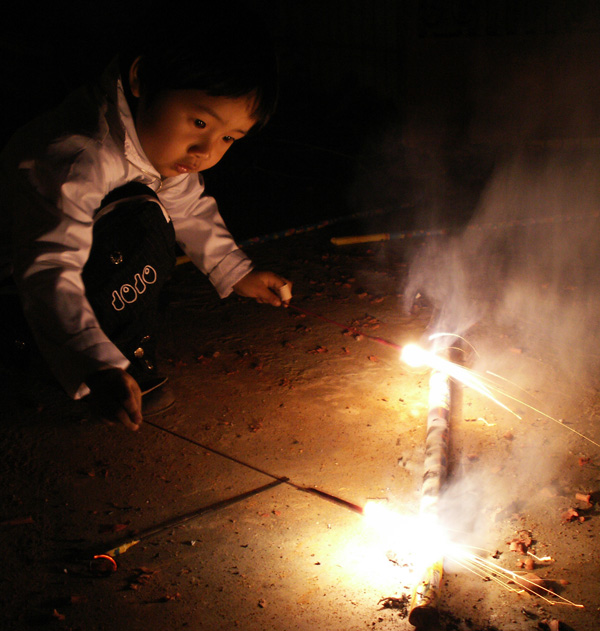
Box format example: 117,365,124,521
1,226,600,631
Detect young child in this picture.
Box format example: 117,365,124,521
0,5,291,431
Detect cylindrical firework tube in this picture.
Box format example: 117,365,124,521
419,371,450,514
408,558,444,627
408,369,450,627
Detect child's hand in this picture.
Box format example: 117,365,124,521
86,368,143,431
233,270,292,307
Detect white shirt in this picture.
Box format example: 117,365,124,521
0,61,253,399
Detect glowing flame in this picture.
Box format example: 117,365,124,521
362,503,583,608
400,340,600,448
400,343,429,368
362,502,452,571
400,343,522,419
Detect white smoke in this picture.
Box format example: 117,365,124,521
403,30,600,392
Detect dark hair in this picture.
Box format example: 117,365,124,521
120,3,278,131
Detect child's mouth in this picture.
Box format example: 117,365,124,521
174,163,198,174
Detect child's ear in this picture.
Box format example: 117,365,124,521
129,56,143,98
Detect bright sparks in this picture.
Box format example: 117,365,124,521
400,343,521,419
362,502,583,609
400,340,600,448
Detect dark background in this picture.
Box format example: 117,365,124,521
3,0,600,240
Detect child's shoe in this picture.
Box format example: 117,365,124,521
127,335,175,417
142,381,175,417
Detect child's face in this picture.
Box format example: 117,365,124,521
132,87,256,178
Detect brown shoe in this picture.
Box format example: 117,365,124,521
142,383,175,417
140,374,169,395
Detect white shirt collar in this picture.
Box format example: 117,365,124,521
115,74,162,180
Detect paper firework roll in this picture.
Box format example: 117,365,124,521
278,283,292,301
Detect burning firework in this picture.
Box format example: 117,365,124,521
361,336,590,625
362,503,584,615
279,304,593,623
401,343,521,419
401,341,600,448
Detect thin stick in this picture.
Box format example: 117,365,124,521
145,420,364,515
92,478,286,558
145,420,289,482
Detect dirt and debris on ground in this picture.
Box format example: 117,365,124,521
1,230,599,631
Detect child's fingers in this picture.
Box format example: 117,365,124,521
261,273,292,306
233,270,292,306
95,403,139,430
87,368,143,431
116,379,143,430
267,273,292,292
120,395,143,430
96,396,141,430
118,408,142,431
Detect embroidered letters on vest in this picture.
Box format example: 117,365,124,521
111,265,158,311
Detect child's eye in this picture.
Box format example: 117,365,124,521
194,119,206,129
223,136,235,143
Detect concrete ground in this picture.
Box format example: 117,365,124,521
1,225,600,631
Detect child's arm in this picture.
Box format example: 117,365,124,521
232,270,292,306
3,113,133,403
161,179,255,298
163,180,292,305
8,158,132,401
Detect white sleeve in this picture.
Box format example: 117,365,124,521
159,174,253,298
10,140,130,399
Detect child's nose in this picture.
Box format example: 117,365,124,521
189,141,211,159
